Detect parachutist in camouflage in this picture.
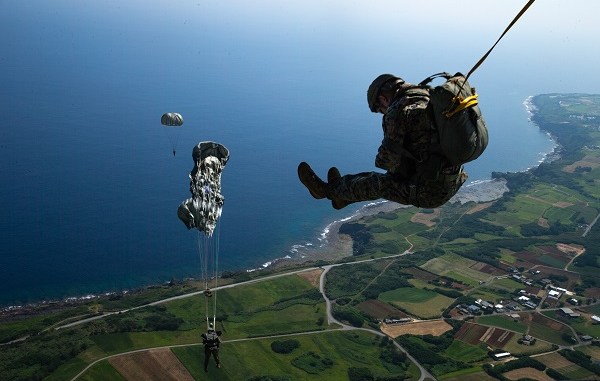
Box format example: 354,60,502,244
299,74,467,209
202,323,221,372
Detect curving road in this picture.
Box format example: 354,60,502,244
318,260,436,381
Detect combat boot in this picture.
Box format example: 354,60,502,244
298,162,330,199
327,167,353,210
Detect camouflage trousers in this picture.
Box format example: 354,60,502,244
204,347,220,370
328,168,468,208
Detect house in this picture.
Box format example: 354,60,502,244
492,352,512,360
568,298,580,305
548,290,561,299
580,335,593,341
384,318,412,324
476,299,494,311
524,301,537,309
591,315,600,324
559,307,581,319
495,304,505,313
520,334,536,345
467,305,481,315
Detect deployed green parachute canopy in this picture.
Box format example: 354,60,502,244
177,142,229,236
161,112,184,156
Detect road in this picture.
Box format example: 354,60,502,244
319,262,436,381
65,246,437,381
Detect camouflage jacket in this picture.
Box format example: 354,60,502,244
375,87,433,179
202,330,221,349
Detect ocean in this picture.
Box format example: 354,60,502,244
3,0,598,306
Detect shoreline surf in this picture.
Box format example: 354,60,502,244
0,95,558,311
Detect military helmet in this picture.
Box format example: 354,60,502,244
367,74,403,112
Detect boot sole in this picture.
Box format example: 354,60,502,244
298,162,326,199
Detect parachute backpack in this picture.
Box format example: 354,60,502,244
416,0,536,166
419,72,488,166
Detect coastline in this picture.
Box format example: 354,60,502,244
265,94,560,271
1,95,559,312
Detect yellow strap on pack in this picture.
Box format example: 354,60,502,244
444,93,478,118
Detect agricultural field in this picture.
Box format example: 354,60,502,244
578,344,600,362
500,333,554,356
489,277,524,293
381,320,453,338
420,253,492,286
528,313,574,346
502,367,553,381
536,351,596,380
78,331,420,381
545,309,600,338
476,315,528,334
378,287,454,318
454,322,515,349
356,299,409,320
439,367,498,381
442,340,488,362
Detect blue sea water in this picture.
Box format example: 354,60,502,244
2,0,598,306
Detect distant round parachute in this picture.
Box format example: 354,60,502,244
177,141,229,236
161,112,184,126
160,112,184,156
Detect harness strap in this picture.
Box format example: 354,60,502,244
445,94,479,118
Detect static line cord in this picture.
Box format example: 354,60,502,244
464,0,536,83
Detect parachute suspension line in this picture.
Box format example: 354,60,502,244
464,0,536,83
212,222,221,322
197,231,210,322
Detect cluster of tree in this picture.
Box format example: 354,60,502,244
104,305,183,333
0,329,93,381
362,274,412,300
369,224,393,234
291,351,333,374
396,334,467,374
574,234,600,271
270,339,300,354
379,348,407,368
247,376,292,381
520,220,574,237
325,263,381,299
431,287,462,298
339,222,373,256
373,240,406,255
332,306,365,327
559,349,600,375
453,242,502,267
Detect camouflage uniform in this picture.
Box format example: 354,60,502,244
202,329,221,371
329,87,467,208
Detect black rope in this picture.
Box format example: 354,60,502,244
465,0,536,82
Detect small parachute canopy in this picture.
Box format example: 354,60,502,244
161,112,184,126
178,141,229,236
